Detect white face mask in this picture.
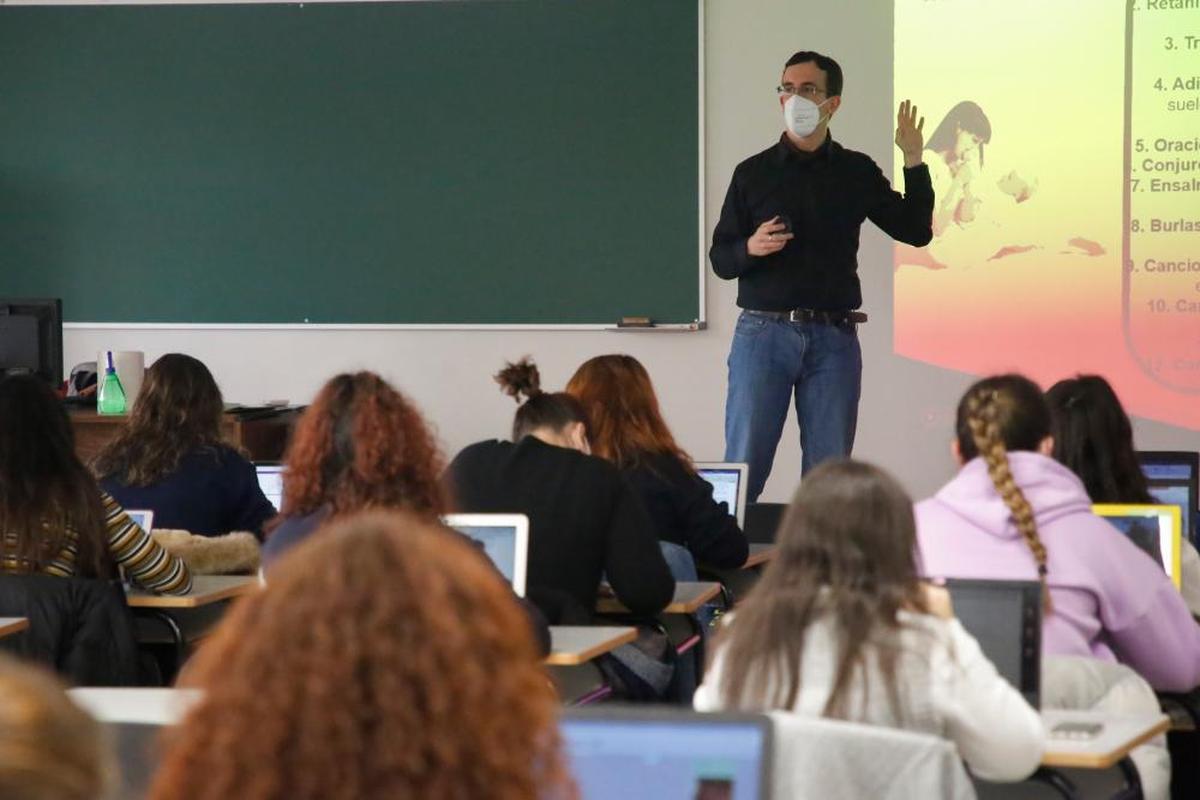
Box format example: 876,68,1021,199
783,94,831,138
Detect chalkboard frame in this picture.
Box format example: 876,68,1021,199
2,0,707,331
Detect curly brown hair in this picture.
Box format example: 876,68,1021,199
276,372,446,523
93,353,231,486
148,511,575,800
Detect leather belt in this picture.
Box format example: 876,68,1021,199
745,308,869,326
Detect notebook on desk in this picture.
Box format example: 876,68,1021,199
945,578,1042,709
695,462,749,528
1093,504,1182,588
561,706,772,800
254,462,285,512
442,513,529,597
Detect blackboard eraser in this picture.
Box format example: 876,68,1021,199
617,316,655,328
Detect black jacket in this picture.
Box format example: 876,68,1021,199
623,454,749,569
710,133,934,311
0,574,140,686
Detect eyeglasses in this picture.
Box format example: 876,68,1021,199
776,83,826,99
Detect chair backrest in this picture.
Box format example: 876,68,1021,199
744,502,786,544
768,712,976,800
0,575,141,686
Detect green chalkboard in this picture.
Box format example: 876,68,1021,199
0,1,700,325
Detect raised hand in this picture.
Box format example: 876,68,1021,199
895,99,925,168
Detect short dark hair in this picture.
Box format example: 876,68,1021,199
784,51,844,97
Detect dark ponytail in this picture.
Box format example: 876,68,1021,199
494,358,590,442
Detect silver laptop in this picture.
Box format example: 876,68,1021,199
124,509,154,533
442,513,529,597
254,463,285,511
561,706,772,800
695,462,749,528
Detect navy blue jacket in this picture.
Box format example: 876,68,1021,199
101,446,275,538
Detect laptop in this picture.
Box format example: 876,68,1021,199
1093,504,1183,588
1138,451,1198,545
442,513,529,597
944,579,1042,708
254,462,285,511
561,706,772,800
124,509,154,534
695,462,749,528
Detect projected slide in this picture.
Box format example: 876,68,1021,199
894,0,1198,430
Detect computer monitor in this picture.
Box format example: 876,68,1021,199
442,513,529,597
944,579,1042,709
1138,451,1198,544
0,298,63,386
561,707,772,800
254,463,285,511
1093,504,1183,588
695,462,749,528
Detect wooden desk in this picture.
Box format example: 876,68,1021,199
546,626,637,666
1040,710,1170,769
0,617,29,639
126,575,258,609
68,688,202,725
742,543,776,569
595,581,721,615
68,407,301,464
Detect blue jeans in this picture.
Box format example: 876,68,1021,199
724,310,862,502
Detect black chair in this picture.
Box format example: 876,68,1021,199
0,574,142,686
744,502,786,544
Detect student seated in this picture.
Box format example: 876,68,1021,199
566,354,748,570
445,358,674,624
0,654,114,800
0,375,190,595
260,371,548,653
915,374,1200,692
95,353,275,539
260,371,447,568
694,460,1044,783
1046,373,1200,616
147,512,573,800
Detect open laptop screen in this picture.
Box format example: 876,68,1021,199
695,463,749,528
561,708,771,800
944,579,1041,709
442,513,529,597
1138,451,1197,544
255,463,285,512
1093,504,1182,588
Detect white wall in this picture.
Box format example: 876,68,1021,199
58,0,1200,500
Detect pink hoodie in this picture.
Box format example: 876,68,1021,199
916,451,1200,693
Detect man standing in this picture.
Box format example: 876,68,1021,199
711,51,932,501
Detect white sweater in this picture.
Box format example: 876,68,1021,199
694,610,1045,783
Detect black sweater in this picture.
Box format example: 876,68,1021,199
622,454,749,569
445,437,675,623
710,133,934,311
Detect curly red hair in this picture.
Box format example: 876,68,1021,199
277,372,446,522
148,511,575,800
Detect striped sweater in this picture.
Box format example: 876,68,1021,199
2,492,192,595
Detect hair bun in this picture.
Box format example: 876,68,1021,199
494,358,542,403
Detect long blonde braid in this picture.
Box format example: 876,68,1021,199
965,389,1053,612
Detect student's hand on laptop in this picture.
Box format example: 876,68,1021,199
920,583,954,620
